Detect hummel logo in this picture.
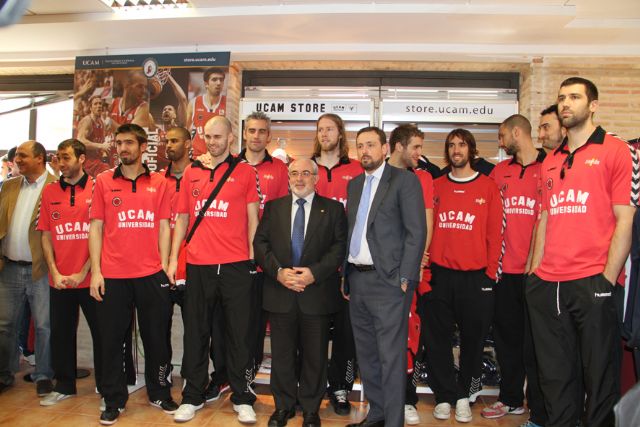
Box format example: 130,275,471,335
160,283,170,288
454,190,465,194
475,198,486,205
343,175,353,180
146,187,156,193
594,292,611,298
262,174,274,180
481,287,492,291
585,158,600,166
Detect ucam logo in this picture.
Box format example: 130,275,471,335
549,189,589,207
82,59,99,66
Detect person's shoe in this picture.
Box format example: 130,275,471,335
23,373,33,383
481,401,526,419
100,407,124,425
173,403,204,423
100,398,106,412
520,421,543,427
268,408,295,427
345,419,385,427
234,404,257,424
204,382,230,402
24,354,36,366
36,379,54,397
404,404,420,425
302,412,321,427
433,402,451,420
149,397,179,414
329,389,351,415
40,391,74,406
455,398,472,423
76,368,91,379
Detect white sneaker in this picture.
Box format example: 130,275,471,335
40,391,73,406
433,402,451,420
233,404,257,424
174,403,204,423
100,397,106,412
404,404,420,425
455,398,472,423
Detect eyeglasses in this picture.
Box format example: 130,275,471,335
289,170,315,178
560,151,575,180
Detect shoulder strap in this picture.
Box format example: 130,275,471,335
185,158,239,244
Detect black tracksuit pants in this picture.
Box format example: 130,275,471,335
181,261,257,406
422,264,495,405
97,270,173,409
327,293,357,394
50,286,102,395
526,273,620,427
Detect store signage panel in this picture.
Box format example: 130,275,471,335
381,99,518,124
241,99,373,121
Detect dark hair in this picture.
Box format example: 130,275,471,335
313,113,350,158
501,114,532,135
7,146,17,162
203,68,225,83
245,111,271,129
560,77,599,102
444,129,478,167
389,124,423,153
32,142,47,164
115,123,147,144
356,126,387,145
167,126,191,141
58,139,86,159
540,104,559,117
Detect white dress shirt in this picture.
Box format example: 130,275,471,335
347,162,386,265
2,172,48,262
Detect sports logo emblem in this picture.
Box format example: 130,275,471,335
546,178,553,190
142,58,158,78
51,211,61,220
192,188,200,197
112,197,122,207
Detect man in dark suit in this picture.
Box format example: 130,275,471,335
254,158,347,427
345,127,426,427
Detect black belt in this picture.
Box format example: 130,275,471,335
349,263,375,272
3,256,32,266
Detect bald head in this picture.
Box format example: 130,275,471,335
15,140,47,181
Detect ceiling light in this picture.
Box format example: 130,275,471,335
100,0,191,11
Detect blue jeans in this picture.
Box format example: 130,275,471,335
0,262,52,385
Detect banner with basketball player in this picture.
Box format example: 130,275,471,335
73,52,230,176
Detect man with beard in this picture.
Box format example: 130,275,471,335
187,68,227,158
483,115,546,426
167,116,260,424
38,139,102,406
238,111,289,377
311,113,363,416
537,104,566,154
422,129,502,424
89,123,176,425
345,127,425,427
386,124,433,425
527,77,638,427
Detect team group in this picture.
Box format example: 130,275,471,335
0,76,635,427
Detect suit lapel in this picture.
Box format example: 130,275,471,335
302,195,323,254
367,165,391,227
279,195,293,263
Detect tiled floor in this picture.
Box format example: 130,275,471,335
0,363,530,426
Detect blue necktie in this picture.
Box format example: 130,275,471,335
349,175,374,258
291,198,306,266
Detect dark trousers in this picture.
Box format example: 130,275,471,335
327,296,357,393
422,265,495,405
526,273,620,427
493,273,526,407
523,293,549,426
209,299,228,386
269,307,330,413
349,269,412,427
181,262,257,406
96,271,173,408
50,286,102,395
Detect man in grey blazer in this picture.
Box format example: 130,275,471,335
345,127,426,427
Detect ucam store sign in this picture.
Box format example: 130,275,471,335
240,98,374,122
380,99,518,124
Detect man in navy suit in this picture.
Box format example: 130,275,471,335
254,158,347,427
345,127,426,427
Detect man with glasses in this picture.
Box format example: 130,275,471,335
527,77,638,427
254,158,346,427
